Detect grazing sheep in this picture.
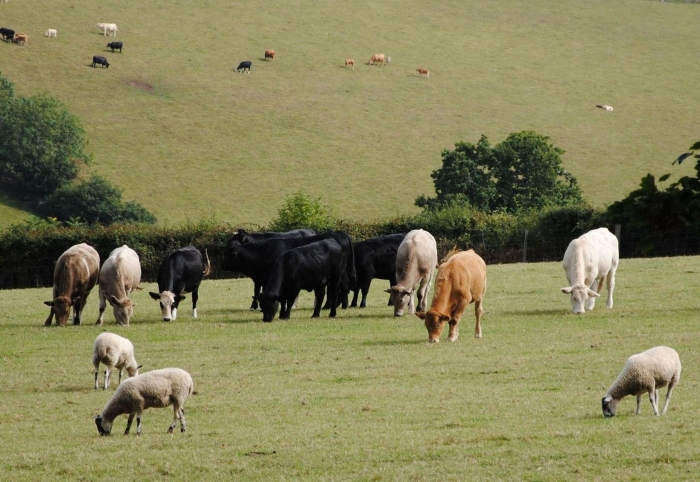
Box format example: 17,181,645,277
95,368,194,435
92,332,141,390
45,29,57,38
602,346,681,417
344,59,354,70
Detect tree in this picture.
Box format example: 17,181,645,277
0,73,89,198
269,189,337,232
416,131,584,213
39,175,156,225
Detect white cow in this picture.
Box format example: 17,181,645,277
386,229,438,316
45,29,57,38
561,227,619,314
96,245,142,326
97,23,118,37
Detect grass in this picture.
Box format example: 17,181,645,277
0,0,699,228
2,256,700,480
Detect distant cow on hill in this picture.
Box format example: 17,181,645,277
265,49,275,60
97,23,118,37
107,41,123,52
344,59,354,70
0,28,14,40
236,61,252,73
45,29,57,38
416,68,429,78
368,53,386,66
92,55,110,68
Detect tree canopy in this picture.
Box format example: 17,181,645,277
416,131,584,213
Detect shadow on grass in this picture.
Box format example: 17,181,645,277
360,339,423,347
500,308,566,316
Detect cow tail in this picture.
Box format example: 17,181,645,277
202,249,212,277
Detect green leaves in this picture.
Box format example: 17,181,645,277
269,189,337,232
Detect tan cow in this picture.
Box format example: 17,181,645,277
416,249,487,343
12,33,28,45
265,49,275,60
386,229,438,316
96,245,142,326
344,59,355,70
416,68,430,78
44,243,100,327
368,53,386,66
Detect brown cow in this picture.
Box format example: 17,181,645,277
416,68,430,78
44,243,100,327
344,59,354,70
415,249,486,343
265,49,275,61
12,33,28,45
368,53,386,66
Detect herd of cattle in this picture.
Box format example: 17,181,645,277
43,226,621,344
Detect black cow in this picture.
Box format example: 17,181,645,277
236,61,252,73
228,228,315,248
255,239,344,322
149,246,211,321
92,56,110,68
0,28,15,41
223,231,355,312
107,41,123,52
350,233,406,308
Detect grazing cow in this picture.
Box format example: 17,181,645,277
344,59,354,70
236,61,252,73
416,68,430,78
368,53,386,66
107,41,123,52
416,249,487,343
561,227,619,314
92,55,109,68
12,33,27,45
45,29,57,38
223,231,354,312
265,49,275,60
44,243,100,327
350,233,406,308
596,104,614,111
149,246,211,321
96,246,142,326
97,23,118,37
387,229,438,317
255,239,344,321
0,28,14,40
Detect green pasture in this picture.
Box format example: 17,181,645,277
1,0,699,227
2,256,700,480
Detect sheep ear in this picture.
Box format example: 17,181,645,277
149,292,160,300
137,364,143,370
587,289,600,298
561,287,573,294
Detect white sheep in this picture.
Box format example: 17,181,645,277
95,368,194,435
92,332,141,390
602,346,681,417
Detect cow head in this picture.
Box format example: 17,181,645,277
415,310,451,343
108,295,134,325
149,291,185,321
254,293,281,322
560,285,599,314
601,395,618,417
95,415,111,435
385,285,412,317
44,296,75,327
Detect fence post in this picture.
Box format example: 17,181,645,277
614,224,621,243
522,229,528,263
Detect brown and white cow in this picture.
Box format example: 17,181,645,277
44,243,100,327
416,68,430,78
561,227,619,314
344,59,355,70
386,229,438,316
96,245,142,326
416,249,487,343
368,53,386,66
265,49,275,60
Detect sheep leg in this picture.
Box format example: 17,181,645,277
649,389,660,416
118,368,123,385
136,414,143,435
636,394,642,415
661,384,675,415
104,368,111,390
94,368,99,390
125,413,135,434
168,405,185,433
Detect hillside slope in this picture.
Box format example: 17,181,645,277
1,0,698,227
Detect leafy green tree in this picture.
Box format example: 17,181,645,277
39,175,156,225
416,131,584,213
0,73,89,198
269,189,337,232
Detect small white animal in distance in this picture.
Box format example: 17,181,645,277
45,29,57,38
596,104,613,111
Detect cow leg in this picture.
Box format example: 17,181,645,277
250,284,260,311
606,270,615,309
360,281,371,309
473,298,484,339
96,290,106,325
44,307,54,327
327,282,339,318
312,288,325,318
191,288,199,318
586,279,601,311
350,288,360,308
74,294,88,325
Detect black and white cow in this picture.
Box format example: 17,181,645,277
236,61,252,73
92,56,110,68
255,239,344,322
222,231,355,312
149,246,211,321
0,28,15,41
107,41,123,52
350,233,406,308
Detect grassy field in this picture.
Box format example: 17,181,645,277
2,256,700,480
0,0,699,228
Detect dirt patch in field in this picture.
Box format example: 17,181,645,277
127,80,154,92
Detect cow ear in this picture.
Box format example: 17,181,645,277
561,287,573,294
587,289,600,298
108,295,118,306
415,312,426,320
384,289,392,294
176,295,187,301
44,301,54,307
149,292,160,300
275,295,284,302
72,296,81,306
439,314,451,323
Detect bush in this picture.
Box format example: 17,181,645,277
268,189,337,232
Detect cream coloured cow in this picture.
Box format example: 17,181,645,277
368,53,386,66
96,245,142,326
97,23,118,36
45,29,57,38
386,229,438,316
561,227,619,314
